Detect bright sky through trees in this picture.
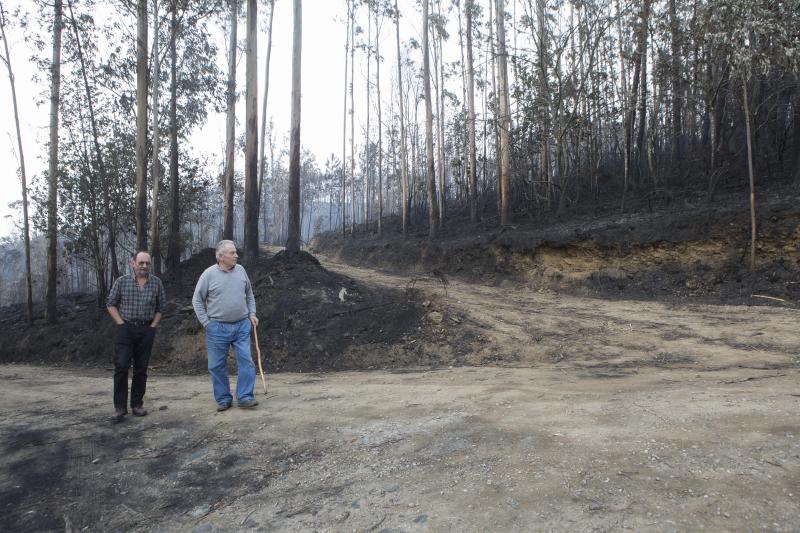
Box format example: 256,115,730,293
0,0,429,238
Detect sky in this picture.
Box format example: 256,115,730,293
0,0,431,239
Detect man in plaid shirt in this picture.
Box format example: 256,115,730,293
107,251,166,422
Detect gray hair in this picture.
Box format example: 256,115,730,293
215,240,237,260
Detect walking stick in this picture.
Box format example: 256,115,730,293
253,326,268,394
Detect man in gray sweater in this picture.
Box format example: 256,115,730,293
192,240,259,411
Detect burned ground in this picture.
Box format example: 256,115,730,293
2,185,799,375
0,247,466,374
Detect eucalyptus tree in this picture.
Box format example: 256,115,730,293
422,0,439,237
45,0,63,322
464,0,477,221
374,0,384,235
223,0,238,240
244,0,259,262
166,0,180,274
341,0,351,235
349,0,356,236
164,0,226,273
364,3,371,231
134,0,148,251
494,0,510,226
149,0,163,273
433,0,447,227
285,0,302,253
0,2,33,324
258,0,275,235
393,0,409,235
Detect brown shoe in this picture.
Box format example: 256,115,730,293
113,407,126,422
131,406,148,417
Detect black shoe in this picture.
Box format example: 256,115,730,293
217,401,232,412
237,399,259,409
131,406,147,417
113,407,127,422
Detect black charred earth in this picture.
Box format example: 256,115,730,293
0,248,469,373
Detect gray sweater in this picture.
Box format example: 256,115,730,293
192,264,257,327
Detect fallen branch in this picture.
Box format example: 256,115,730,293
751,294,786,302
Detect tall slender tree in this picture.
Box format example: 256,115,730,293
375,2,383,236
341,0,351,236
435,0,445,227
134,0,149,251
394,0,409,236
349,0,356,236
46,0,64,322
494,0,510,226
364,7,371,231
0,4,33,324
422,0,439,237
244,0,259,261
150,0,162,274
257,0,275,235
223,0,237,240
465,0,478,222
166,0,180,276
286,0,302,252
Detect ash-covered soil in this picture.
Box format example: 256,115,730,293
0,248,468,373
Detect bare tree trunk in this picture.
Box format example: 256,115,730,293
495,0,511,226
422,0,439,238
411,99,419,224
622,0,649,208
465,0,478,222
349,1,356,236
375,5,383,236
364,11,371,232
536,0,550,208
258,0,275,242
456,0,468,207
244,0,259,262
223,0,238,241
135,0,149,252
341,0,351,236
635,3,649,187
286,0,302,252
46,0,63,323
394,0,409,236
0,7,33,324
743,80,756,271
150,0,162,273
167,0,181,276
435,0,445,228
489,0,501,216
669,0,682,171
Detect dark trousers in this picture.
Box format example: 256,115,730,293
113,323,155,409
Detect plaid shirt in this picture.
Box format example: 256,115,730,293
106,274,166,322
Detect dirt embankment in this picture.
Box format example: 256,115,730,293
311,187,800,305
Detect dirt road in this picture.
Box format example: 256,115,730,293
2,259,799,531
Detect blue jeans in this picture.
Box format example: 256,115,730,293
205,318,256,406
